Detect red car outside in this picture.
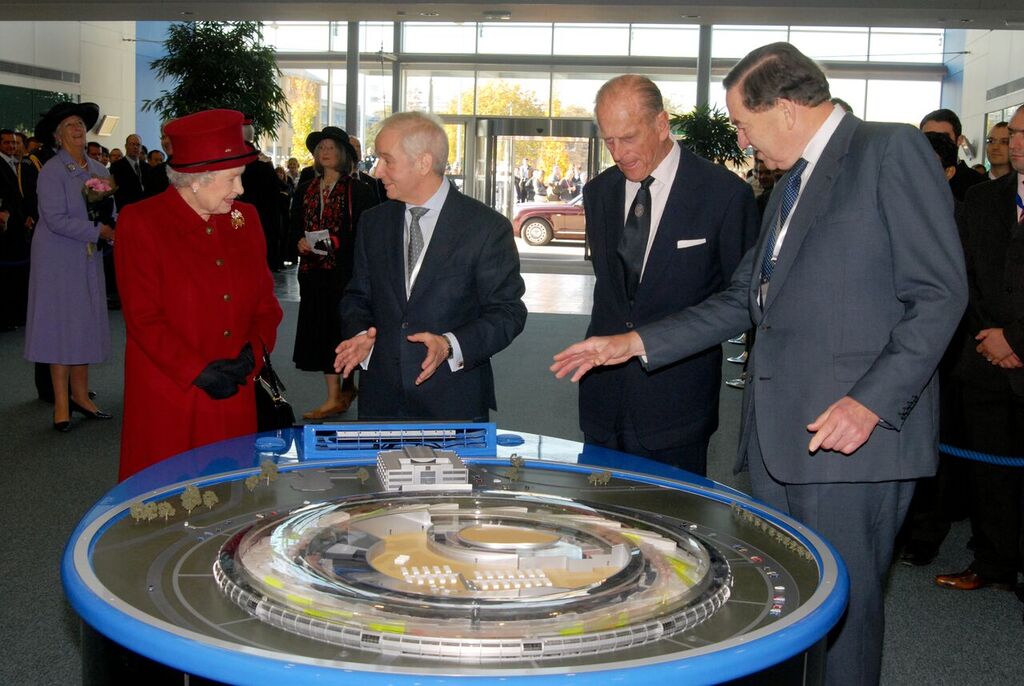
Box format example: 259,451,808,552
511,195,586,246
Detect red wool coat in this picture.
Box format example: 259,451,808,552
115,189,282,481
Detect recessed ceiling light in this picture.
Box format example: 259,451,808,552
958,18,973,23
483,10,512,21
180,10,194,16
681,14,701,19
419,11,439,17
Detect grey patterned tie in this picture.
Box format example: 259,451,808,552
407,206,428,287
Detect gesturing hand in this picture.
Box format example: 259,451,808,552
806,396,879,455
408,332,450,385
550,332,644,383
334,328,376,378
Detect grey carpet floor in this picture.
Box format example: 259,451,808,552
0,300,1021,684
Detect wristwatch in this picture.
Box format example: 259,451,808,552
443,334,454,360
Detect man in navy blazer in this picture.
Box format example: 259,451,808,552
579,75,759,474
553,44,967,685
335,112,526,421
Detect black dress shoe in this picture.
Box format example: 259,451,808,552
69,399,113,420
899,543,938,567
53,417,71,432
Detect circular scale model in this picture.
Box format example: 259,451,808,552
215,492,733,661
63,428,848,685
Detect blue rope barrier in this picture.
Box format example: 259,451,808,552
940,443,1024,468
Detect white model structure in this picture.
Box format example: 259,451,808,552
377,446,472,492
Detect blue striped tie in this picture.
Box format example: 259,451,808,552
760,158,808,283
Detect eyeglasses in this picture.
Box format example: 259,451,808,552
986,137,1010,145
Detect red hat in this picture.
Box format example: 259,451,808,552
165,109,257,173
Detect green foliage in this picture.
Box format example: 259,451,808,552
669,103,747,168
143,22,288,140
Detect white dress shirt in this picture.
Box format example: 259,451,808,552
361,177,464,373
769,104,847,261
623,140,681,279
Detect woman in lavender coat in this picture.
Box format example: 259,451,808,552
24,102,116,431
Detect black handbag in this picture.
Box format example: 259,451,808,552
255,342,295,432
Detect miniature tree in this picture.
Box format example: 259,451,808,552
129,502,145,523
202,490,219,510
142,501,159,522
355,467,370,485
157,501,176,521
510,455,525,469
587,473,600,486
244,474,260,492
181,485,202,514
260,459,279,485
598,470,612,486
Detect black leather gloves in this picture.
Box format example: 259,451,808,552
193,342,255,400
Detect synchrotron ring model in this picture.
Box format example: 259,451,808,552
215,491,732,662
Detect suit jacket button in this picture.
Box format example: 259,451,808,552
625,321,634,329
206,227,213,235
223,294,231,302
215,259,224,266
223,330,231,337
401,322,409,329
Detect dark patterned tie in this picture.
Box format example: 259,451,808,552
759,158,808,284
406,206,428,288
618,176,655,302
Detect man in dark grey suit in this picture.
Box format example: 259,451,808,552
335,112,526,421
553,43,967,685
579,75,758,475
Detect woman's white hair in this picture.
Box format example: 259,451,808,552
53,116,85,150
166,167,218,189
377,112,449,176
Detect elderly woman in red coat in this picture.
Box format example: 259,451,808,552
115,109,283,481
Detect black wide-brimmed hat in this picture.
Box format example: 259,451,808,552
35,101,100,146
305,126,357,161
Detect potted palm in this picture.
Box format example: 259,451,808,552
669,103,747,168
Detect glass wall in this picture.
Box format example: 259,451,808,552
269,21,947,164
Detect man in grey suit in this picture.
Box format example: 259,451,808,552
552,43,967,685
335,112,526,421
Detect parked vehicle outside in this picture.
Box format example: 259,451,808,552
511,195,585,246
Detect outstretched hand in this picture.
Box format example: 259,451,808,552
407,332,450,385
334,327,376,378
550,332,645,383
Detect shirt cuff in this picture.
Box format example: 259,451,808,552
443,332,464,372
356,329,373,370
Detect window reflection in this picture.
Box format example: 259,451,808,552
476,71,550,117
478,23,552,54
630,24,700,57
553,23,629,56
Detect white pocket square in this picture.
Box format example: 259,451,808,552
677,238,707,249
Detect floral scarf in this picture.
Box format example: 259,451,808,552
299,176,351,273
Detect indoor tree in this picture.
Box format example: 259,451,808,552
669,103,747,168
143,21,288,140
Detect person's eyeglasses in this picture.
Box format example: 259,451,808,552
985,137,1010,145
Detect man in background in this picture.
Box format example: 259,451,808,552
984,121,1011,180
920,108,986,201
